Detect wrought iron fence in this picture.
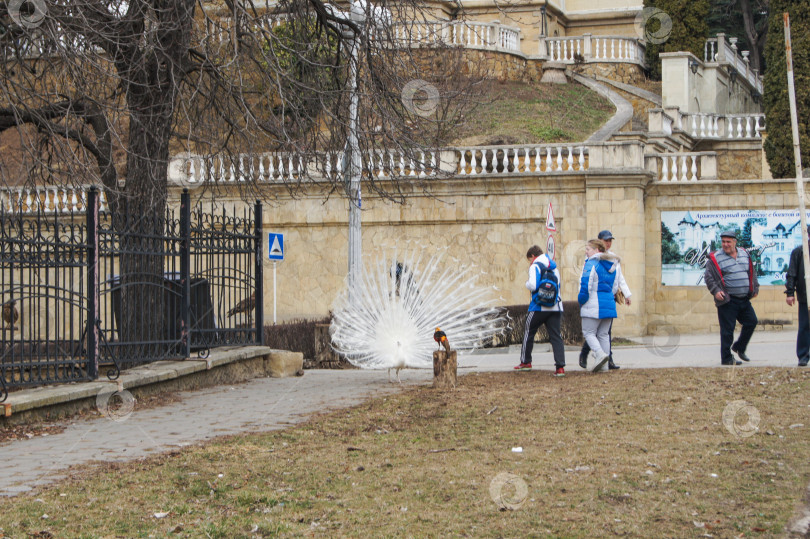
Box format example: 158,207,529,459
0,194,96,400
0,188,263,400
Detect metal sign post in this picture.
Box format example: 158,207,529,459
268,232,284,325
784,13,810,320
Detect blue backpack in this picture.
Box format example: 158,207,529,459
532,261,559,307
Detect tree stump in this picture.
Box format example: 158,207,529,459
433,350,457,389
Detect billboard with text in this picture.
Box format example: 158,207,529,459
661,210,810,286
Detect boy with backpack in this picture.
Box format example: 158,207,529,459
515,245,566,376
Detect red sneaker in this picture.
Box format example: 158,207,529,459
554,367,565,377
513,363,532,370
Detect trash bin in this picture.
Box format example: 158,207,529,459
107,274,215,352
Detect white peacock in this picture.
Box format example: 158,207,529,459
330,248,508,382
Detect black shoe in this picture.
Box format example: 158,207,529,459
579,351,588,369
731,343,751,362
721,360,743,366
799,358,808,367
608,359,620,370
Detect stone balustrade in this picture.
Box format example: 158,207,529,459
678,112,765,139
392,20,521,52
646,152,717,182
213,14,290,43
653,108,766,140
1,145,731,215
456,145,587,175
177,149,445,186
174,144,593,186
0,186,109,214
704,34,763,94
213,16,523,54
542,34,645,65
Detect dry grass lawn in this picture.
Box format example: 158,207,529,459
2,367,810,538
451,80,615,146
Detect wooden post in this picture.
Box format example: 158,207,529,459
432,350,457,389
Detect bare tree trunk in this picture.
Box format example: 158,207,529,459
118,105,172,356
739,0,767,73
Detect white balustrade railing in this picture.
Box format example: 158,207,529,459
176,145,590,185
180,149,444,185
646,153,716,182
724,114,765,139
456,145,587,175
393,21,521,53
704,34,763,94
0,186,108,214
678,112,765,139
591,36,644,63
497,25,520,51
544,34,644,65
214,17,523,53
704,39,717,63
546,37,582,62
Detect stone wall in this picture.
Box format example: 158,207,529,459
171,171,798,339
715,149,764,180
241,174,595,323
448,49,542,83
575,62,645,86
173,168,654,338
694,141,766,181
645,180,801,337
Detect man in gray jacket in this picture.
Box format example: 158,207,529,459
704,229,759,366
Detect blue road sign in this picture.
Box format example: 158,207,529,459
268,232,284,261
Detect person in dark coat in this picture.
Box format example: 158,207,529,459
785,226,810,367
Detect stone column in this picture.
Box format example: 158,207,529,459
585,175,649,336
491,20,501,50
583,33,593,61
538,36,548,59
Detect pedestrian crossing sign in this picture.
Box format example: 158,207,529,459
545,202,556,232
268,233,284,261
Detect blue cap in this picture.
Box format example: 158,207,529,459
597,230,614,241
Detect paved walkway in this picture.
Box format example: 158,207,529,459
1,330,804,497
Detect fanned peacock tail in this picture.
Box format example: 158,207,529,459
330,248,508,370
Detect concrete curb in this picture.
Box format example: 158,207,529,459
591,74,663,106
570,72,634,143
1,346,302,423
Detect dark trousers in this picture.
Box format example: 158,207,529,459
581,319,613,359
798,303,810,363
521,311,565,367
717,296,758,364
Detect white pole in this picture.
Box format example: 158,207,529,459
784,13,810,315
273,261,277,325
347,35,362,299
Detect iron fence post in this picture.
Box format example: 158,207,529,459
180,189,191,358
86,187,99,379
254,200,264,345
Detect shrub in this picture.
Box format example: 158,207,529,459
763,0,810,178
264,316,331,361
498,302,583,346
642,0,710,80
